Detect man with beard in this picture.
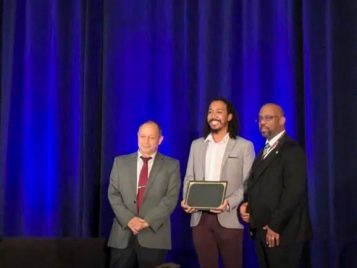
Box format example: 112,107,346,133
181,98,255,268
240,103,312,268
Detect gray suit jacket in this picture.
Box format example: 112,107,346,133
183,136,255,228
108,152,181,249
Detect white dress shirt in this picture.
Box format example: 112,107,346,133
204,133,229,181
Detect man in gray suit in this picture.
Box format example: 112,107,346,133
181,98,255,268
108,121,181,268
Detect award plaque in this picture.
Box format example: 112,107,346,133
185,181,227,210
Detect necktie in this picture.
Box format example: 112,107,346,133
262,143,271,159
137,156,152,212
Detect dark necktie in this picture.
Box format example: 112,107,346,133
262,143,271,159
137,156,152,212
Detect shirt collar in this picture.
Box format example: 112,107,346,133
266,130,285,147
205,133,230,144
138,151,157,160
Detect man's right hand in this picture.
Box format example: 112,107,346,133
181,200,198,214
239,202,250,223
127,217,148,235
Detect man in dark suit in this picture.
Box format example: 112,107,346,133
240,103,312,268
108,121,181,268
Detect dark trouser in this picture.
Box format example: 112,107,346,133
110,235,167,268
253,228,304,268
192,212,243,268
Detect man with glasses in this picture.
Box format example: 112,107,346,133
240,103,312,268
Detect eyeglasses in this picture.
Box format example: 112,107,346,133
255,115,279,123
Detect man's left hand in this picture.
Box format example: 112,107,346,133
210,199,229,214
263,225,280,247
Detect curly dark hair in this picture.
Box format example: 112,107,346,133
204,97,239,139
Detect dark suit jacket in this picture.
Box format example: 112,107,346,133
247,134,312,245
107,152,181,250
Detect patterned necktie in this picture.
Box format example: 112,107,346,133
137,156,152,212
262,143,271,159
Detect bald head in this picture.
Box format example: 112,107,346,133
260,103,285,117
138,121,162,136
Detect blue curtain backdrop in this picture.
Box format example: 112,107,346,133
0,0,356,267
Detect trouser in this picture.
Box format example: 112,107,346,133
110,235,166,268
253,228,304,268
192,212,243,268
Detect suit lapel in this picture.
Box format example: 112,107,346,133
254,146,280,177
220,138,235,179
248,135,287,189
145,152,164,192
201,140,209,180
127,153,138,198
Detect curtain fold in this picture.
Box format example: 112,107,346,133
1,0,356,267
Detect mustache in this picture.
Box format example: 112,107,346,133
260,126,271,133
209,119,221,123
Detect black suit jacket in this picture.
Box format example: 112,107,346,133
247,134,312,245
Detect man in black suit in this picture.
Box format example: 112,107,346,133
240,103,312,268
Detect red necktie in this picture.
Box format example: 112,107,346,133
137,156,152,212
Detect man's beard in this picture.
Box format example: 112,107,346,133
209,120,227,133
210,128,220,133
260,127,271,138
